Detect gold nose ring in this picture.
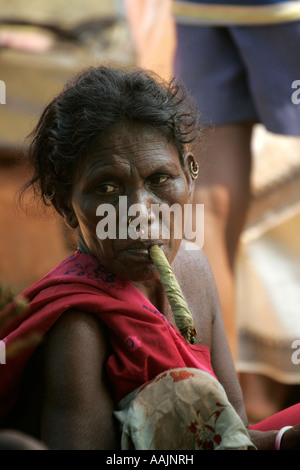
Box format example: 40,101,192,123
128,214,151,238
128,215,152,226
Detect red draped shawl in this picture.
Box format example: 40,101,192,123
0,253,216,425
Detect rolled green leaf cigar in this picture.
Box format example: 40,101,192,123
149,245,197,344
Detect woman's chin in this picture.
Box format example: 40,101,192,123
125,267,160,283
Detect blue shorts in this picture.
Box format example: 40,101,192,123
174,21,300,135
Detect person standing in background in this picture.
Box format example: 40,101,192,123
173,0,300,420
124,0,176,79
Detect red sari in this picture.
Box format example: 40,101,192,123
0,253,215,425
0,252,299,432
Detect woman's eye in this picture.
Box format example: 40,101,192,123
96,184,119,194
151,175,169,185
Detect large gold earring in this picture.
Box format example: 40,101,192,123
190,161,199,180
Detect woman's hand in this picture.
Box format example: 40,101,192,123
249,425,300,450
280,424,300,450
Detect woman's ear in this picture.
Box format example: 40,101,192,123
52,197,79,229
183,151,199,202
61,207,79,229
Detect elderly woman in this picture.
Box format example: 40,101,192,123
0,66,299,450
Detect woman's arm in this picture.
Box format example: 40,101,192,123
208,277,248,427
207,261,281,449
174,241,248,425
41,309,119,450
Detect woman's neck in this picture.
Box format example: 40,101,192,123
132,278,169,316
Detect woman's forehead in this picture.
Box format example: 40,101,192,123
98,121,173,149
84,123,180,170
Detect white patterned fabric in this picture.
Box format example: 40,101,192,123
115,368,255,450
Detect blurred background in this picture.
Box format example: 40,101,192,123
0,0,300,424
0,0,135,292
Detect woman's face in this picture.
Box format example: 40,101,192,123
66,123,194,282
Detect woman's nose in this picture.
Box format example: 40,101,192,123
128,188,157,213
127,189,151,223
125,189,159,238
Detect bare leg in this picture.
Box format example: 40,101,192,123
193,122,254,358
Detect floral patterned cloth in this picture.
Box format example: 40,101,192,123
115,368,256,450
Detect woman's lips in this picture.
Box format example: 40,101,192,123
117,240,163,251
125,247,151,258
119,242,163,260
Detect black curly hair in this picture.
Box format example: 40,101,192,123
22,65,202,206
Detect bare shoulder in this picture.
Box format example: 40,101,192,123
172,239,217,294
44,309,111,403
42,310,118,449
44,309,109,378
45,308,108,348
